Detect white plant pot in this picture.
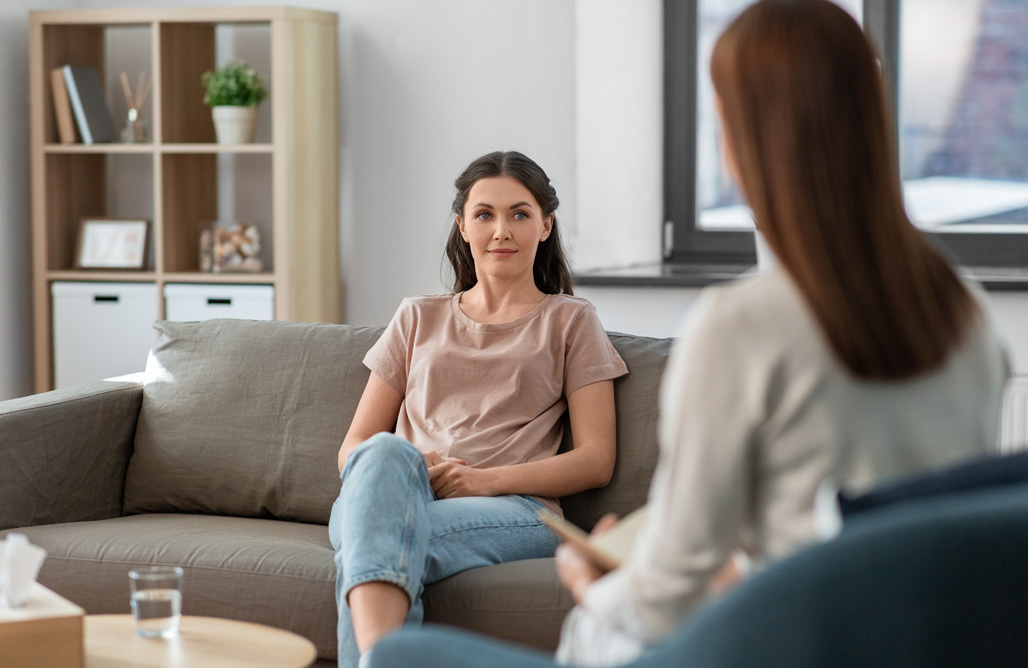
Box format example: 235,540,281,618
211,106,259,144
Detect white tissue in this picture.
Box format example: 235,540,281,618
0,533,47,608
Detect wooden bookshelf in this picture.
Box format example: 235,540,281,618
29,7,340,392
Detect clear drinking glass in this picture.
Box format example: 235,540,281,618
128,566,183,638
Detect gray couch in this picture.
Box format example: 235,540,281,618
0,318,671,661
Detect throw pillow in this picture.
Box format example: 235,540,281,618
123,319,383,524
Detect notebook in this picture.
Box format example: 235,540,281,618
539,505,649,573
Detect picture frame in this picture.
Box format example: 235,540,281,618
74,218,150,270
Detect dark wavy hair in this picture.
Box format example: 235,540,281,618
445,151,574,295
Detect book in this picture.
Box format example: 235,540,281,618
61,65,116,145
49,68,77,144
539,505,649,573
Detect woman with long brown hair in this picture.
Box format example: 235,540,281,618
712,0,977,383
364,2,1008,667
550,1,1008,664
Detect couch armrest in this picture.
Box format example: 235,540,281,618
0,380,143,530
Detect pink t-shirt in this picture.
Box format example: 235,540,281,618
364,292,628,514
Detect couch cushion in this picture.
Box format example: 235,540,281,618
424,557,573,651
3,515,338,657
123,319,383,524
560,333,673,530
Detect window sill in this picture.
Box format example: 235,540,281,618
575,263,1028,291
574,262,754,288
960,267,1028,291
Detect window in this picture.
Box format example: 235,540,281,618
665,0,1028,267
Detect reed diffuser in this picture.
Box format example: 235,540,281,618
119,70,151,143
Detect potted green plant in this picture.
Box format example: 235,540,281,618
201,60,269,144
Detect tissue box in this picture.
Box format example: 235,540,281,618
0,583,84,667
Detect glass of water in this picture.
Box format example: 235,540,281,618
128,566,183,638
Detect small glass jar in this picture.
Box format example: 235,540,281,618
121,107,147,143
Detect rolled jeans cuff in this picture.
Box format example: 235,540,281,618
342,570,416,606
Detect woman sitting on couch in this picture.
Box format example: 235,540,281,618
329,150,628,667
369,1,1009,667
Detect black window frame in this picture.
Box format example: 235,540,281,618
664,0,1028,268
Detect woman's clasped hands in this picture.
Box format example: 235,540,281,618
424,451,492,498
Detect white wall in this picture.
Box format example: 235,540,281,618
576,285,699,339
983,292,1028,375
574,0,664,271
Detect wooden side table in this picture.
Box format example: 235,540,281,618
85,614,317,668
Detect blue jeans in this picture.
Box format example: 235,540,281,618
328,433,560,667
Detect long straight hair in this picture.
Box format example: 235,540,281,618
445,151,574,295
711,0,977,380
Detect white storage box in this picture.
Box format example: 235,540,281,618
164,283,274,322
51,282,158,389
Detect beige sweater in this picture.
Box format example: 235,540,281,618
580,265,1008,650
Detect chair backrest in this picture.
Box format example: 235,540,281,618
639,483,1028,668
838,449,1028,517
